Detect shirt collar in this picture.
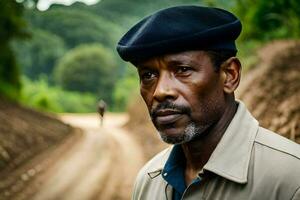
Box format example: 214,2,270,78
147,101,259,184
203,101,259,183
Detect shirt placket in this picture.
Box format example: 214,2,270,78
180,170,206,200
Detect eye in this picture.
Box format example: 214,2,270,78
142,72,155,80
175,66,193,75
139,70,157,83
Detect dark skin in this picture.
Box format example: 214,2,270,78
135,50,241,185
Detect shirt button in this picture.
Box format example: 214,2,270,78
163,172,168,176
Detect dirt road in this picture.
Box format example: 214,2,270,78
30,113,145,200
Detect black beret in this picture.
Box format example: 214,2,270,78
116,5,242,62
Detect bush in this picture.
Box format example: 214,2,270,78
54,44,117,104
20,76,98,113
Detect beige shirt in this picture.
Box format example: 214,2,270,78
132,101,300,200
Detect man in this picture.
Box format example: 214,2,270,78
116,6,300,200
97,99,107,126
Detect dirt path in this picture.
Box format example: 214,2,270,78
30,113,145,200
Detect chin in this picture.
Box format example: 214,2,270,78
158,122,201,144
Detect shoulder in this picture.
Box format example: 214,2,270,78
134,147,172,193
255,127,300,159
132,147,171,199
253,127,300,184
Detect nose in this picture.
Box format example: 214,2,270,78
153,72,178,102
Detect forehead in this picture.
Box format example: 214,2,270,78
135,50,212,68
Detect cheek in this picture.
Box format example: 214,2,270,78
188,77,225,120
193,72,224,100
140,87,153,109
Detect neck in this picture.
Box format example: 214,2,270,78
181,100,238,183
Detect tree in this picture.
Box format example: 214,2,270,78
0,0,29,99
237,0,300,40
14,28,66,81
208,0,300,40
54,44,117,104
26,8,121,49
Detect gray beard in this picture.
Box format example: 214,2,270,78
158,122,205,144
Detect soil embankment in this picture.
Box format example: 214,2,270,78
238,40,300,143
0,97,81,199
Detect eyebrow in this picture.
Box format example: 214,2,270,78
167,60,186,65
136,64,154,70
166,59,196,67
136,56,197,69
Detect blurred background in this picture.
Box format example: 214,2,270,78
0,0,299,199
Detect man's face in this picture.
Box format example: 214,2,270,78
136,50,227,144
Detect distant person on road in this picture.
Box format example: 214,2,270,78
97,100,107,126
116,5,300,200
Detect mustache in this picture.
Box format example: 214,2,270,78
150,101,191,119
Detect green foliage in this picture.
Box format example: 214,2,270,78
113,64,139,111
54,44,117,104
26,8,121,49
20,76,97,113
0,0,29,99
233,0,300,40
203,0,300,41
21,76,62,112
0,80,20,101
14,28,66,80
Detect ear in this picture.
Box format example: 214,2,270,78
220,57,241,94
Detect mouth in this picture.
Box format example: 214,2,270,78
154,109,184,125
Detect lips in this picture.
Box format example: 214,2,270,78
154,109,184,125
